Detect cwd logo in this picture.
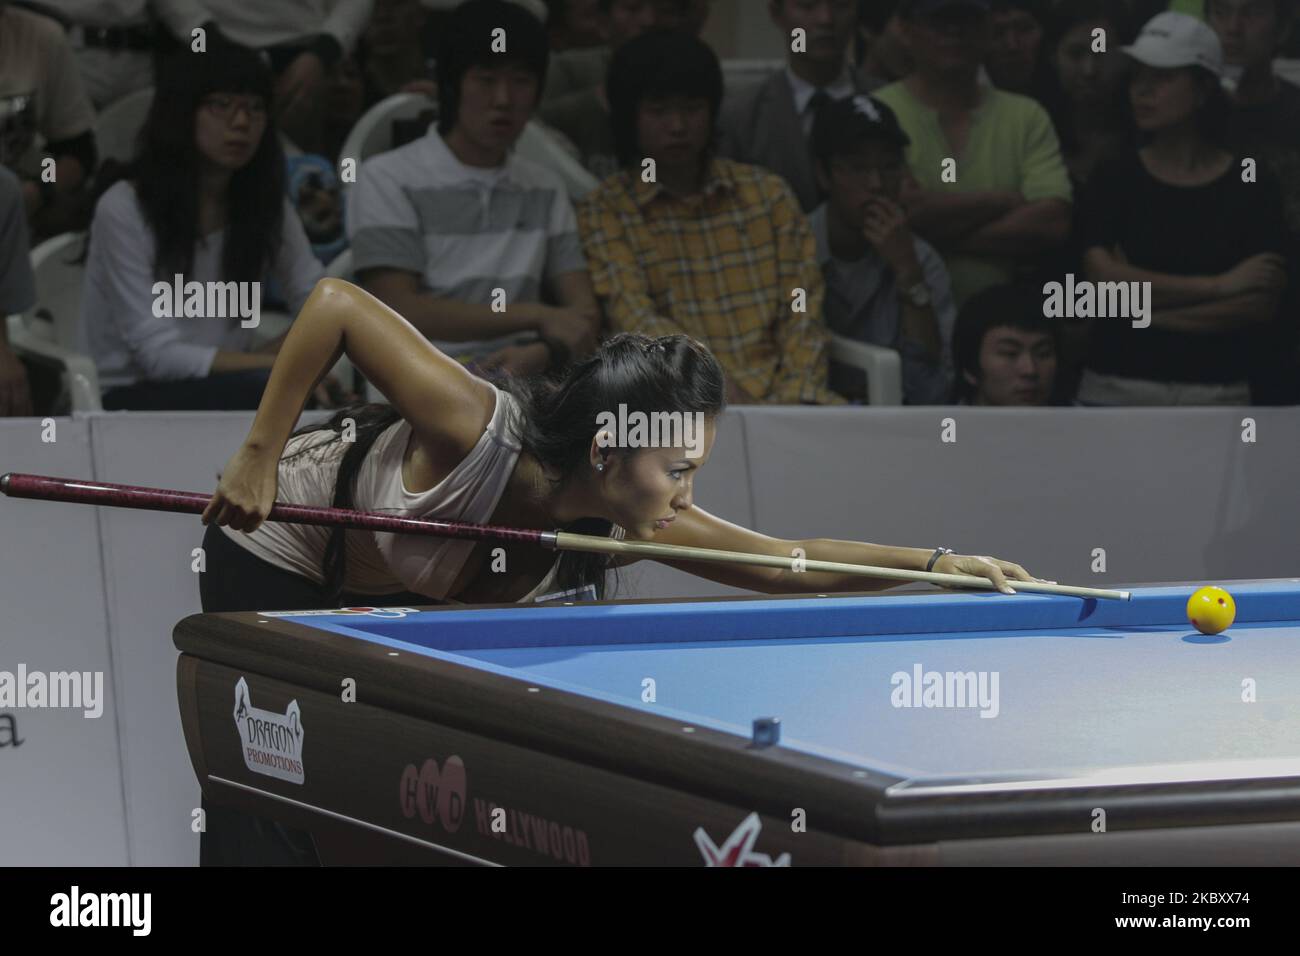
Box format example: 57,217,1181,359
399,756,468,833
694,813,791,867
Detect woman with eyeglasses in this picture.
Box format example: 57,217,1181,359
78,46,344,411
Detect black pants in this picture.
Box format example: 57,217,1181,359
104,369,273,411
197,522,433,866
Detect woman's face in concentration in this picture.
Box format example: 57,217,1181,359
597,418,717,538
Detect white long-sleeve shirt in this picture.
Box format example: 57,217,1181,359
49,0,210,37
196,0,374,54
78,179,322,389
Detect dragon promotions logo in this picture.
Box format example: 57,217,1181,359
233,677,305,784
694,812,791,867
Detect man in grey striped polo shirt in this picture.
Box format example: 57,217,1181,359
347,0,600,377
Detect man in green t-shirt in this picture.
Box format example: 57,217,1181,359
1170,0,1207,18
873,0,1072,306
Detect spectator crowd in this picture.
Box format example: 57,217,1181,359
2,0,1298,416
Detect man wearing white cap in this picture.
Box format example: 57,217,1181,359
1074,11,1289,405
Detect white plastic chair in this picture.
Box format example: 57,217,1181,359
829,333,903,406
8,232,101,412
323,248,353,280
93,87,153,165
339,93,438,173
1274,58,1300,87
516,120,599,200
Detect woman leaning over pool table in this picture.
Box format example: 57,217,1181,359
203,278,1044,609
197,277,1044,865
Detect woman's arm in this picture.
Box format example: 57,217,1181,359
249,278,492,454
626,505,1040,595
203,278,495,530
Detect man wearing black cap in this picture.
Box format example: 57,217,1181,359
718,0,881,212
810,94,957,403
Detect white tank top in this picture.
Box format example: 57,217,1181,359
218,385,620,602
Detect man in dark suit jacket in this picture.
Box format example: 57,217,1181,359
717,0,881,212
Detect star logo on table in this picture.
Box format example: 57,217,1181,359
694,812,791,867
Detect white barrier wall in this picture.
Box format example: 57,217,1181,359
0,417,126,865
1,406,1298,865
742,407,1300,585
89,411,332,866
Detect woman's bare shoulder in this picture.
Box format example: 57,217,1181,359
401,379,498,493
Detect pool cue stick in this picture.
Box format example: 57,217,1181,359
551,533,1130,600
0,472,1130,601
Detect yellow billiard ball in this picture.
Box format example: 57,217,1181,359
1187,586,1236,635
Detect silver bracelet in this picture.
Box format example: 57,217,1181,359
926,547,954,572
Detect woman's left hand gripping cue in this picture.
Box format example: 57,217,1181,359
932,553,1053,595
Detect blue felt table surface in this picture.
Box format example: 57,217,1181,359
272,582,1300,781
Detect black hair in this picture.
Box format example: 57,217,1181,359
1036,0,1134,158
1042,0,1132,67
951,282,1061,403
591,0,699,15
1188,65,1233,147
984,0,1057,95
127,46,284,284
289,333,726,605
606,29,724,168
1205,0,1297,25
860,0,903,32
900,0,991,19
990,0,1048,15
437,0,550,136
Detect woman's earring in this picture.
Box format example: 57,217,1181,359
595,463,605,473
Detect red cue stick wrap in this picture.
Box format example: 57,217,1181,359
0,472,555,547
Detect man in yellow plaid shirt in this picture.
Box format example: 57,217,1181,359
576,29,843,405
